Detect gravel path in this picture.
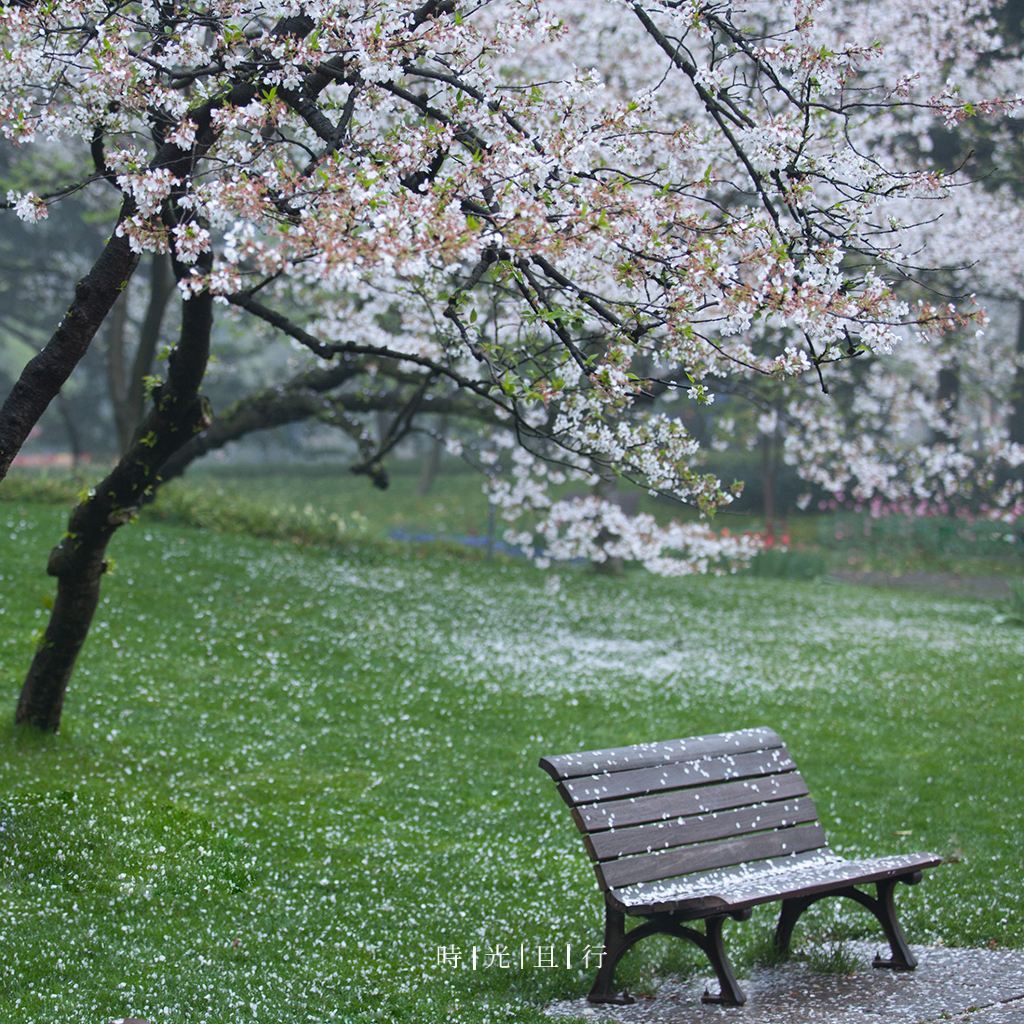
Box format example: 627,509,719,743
547,943,1024,1024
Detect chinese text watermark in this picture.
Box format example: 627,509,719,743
435,943,605,970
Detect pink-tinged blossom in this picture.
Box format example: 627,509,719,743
171,223,213,266
7,190,47,223
1,0,1020,571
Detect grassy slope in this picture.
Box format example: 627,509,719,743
0,501,1021,1024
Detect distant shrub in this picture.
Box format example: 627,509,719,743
153,483,372,545
153,484,502,563
820,510,1020,559
0,469,493,563
748,548,826,580
994,580,1024,628
0,470,80,505
1,469,366,543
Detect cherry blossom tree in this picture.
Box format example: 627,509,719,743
0,0,1014,729
760,93,1024,516
666,0,1024,525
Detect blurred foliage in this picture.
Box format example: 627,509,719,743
994,580,1024,627
702,449,823,516
817,510,1022,560
748,548,827,581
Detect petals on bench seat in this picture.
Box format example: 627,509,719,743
611,849,942,916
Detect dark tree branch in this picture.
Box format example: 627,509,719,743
0,200,139,482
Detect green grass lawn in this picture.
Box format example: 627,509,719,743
1,500,1022,1023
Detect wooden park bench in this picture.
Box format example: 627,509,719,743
539,726,941,1007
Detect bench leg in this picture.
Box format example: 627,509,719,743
698,914,748,1006
775,896,814,957
587,904,635,1005
866,877,919,971
773,874,922,971
586,904,748,1007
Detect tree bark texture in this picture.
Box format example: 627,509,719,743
0,204,139,481
1010,300,1024,447
15,255,213,731
108,254,175,451
158,361,359,482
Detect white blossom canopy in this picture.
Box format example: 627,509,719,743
2,0,1020,568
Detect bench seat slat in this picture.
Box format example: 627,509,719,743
598,823,828,890
539,727,781,782
610,850,942,917
574,771,810,832
586,795,819,861
561,747,795,806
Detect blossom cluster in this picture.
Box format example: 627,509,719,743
1,0,1020,570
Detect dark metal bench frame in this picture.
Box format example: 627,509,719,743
539,727,940,1007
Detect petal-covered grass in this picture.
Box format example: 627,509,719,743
0,501,1021,1023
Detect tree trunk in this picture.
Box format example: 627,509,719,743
0,201,139,481
127,253,174,437
15,250,213,731
761,430,778,542
1010,300,1024,447
15,549,107,730
107,254,175,451
932,359,960,445
105,286,132,449
418,416,447,495
55,392,84,471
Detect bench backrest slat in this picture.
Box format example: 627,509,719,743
539,727,782,781
559,747,794,805
586,794,819,861
573,771,810,832
599,822,828,889
540,727,829,894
